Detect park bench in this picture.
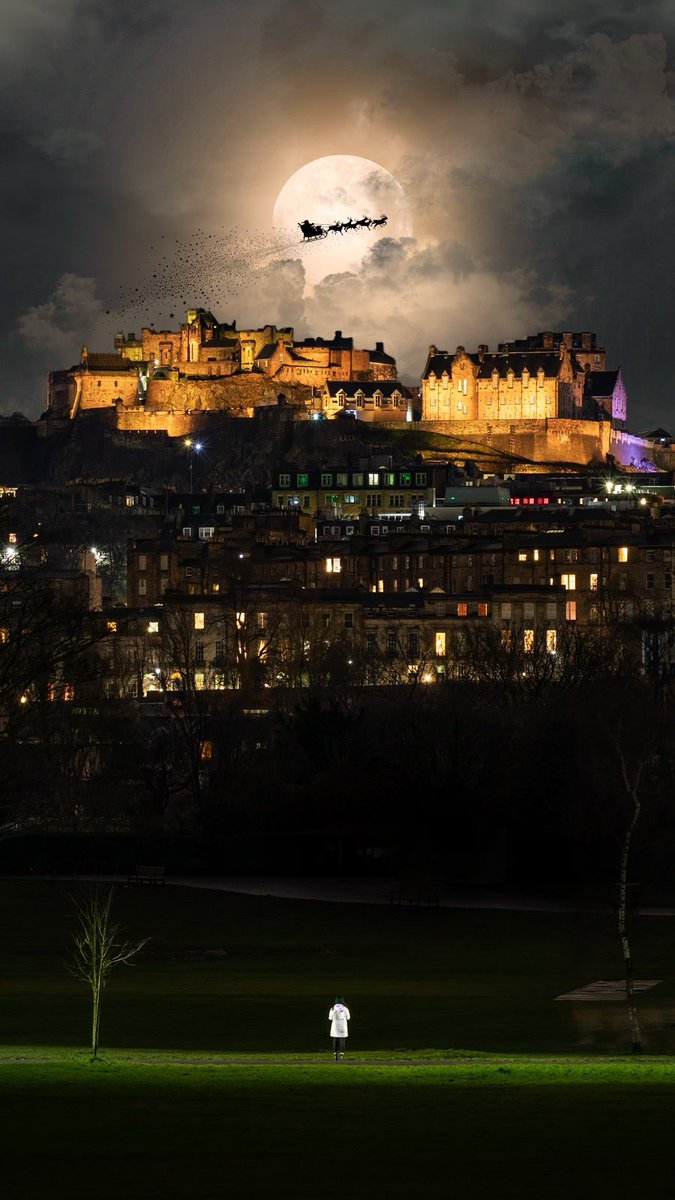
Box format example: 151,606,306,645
389,876,440,908
127,864,166,887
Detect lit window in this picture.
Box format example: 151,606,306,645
106,620,117,633
435,631,446,656
561,574,576,591
236,611,246,628
8,533,16,545
590,573,598,591
518,552,527,562
457,602,468,617
546,629,557,654
147,621,159,634
194,612,205,630
63,683,75,701
325,557,342,574
618,547,629,563
477,602,488,617
523,629,535,653
565,601,577,622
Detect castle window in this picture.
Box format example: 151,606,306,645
561,574,576,591
618,547,629,563
565,601,577,621
194,612,205,630
435,631,446,657
590,573,599,591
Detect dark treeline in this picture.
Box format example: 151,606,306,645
1,582,674,903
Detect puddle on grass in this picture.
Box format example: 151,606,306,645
569,1003,675,1052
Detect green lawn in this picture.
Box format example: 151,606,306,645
2,881,675,1197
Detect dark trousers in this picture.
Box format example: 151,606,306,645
332,1037,346,1056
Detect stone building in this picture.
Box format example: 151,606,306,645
422,338,588,423
47,309,398,434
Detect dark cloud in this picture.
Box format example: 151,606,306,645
2,0,675,425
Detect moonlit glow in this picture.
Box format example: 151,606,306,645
273,155,412,286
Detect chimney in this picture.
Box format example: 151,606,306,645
334,330,342,340
375,341,384,352
540,331,553,350
81,346,88,365
478,343,488,361
428,344,437,357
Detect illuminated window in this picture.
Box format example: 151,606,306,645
200,740,213,760
194,612,205,630
618,547,629,563
477,602,488,617
8,533,16,545
518,552,527,562
457,602,468,617
325,557,342,574
565,600,577,622
501,629,512,648
523,629,534,653
561,574,576,591
194,672,206,690
106,620,117,633
297,473,308,487
590,573,599,591
435,631,446,656
63,683,75,701
546,629,557,654
236,612,246,628
147,621,159,634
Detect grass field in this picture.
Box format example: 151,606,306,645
2,880,675,1197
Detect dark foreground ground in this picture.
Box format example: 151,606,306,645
2,880,675,1198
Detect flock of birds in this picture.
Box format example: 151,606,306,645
106,216,386,325
107,227,300,322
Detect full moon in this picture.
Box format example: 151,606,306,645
272,155,412,287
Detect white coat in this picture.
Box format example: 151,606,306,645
329,1003,350,1038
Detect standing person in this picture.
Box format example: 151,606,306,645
329,995,350,1061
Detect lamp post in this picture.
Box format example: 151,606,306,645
184,438,203,492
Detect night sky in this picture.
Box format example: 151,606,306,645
2,0,675,426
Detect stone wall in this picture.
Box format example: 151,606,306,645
385,418,658,468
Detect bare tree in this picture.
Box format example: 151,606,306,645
68,888,147,1059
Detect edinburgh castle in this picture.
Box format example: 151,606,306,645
46,310,663,469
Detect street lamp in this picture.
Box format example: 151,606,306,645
184,439,204,492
